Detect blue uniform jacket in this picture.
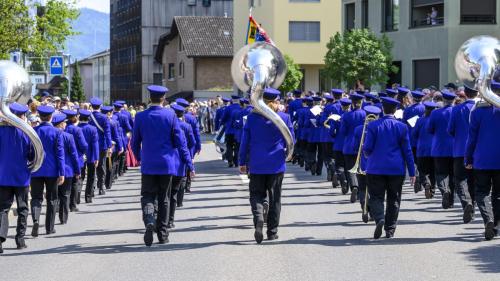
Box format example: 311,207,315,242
114,111,132,148
353,125,367,171
221,103,241,136
112,114,128,151
78,122,99,163
403,103,425,148
297,106,311,141
132,106,193,175
66,123,88,168
239,111,294,174
215,106,226,131
235,106,253,143
230,105,243,142
61,131,80,177
465,106,500,169
447,100,474,158
90,111,112,152
32,122,65,178
319,103,337,143
305,109,322,143
412,116,433,157
363,116,415,176
185,112,201,153
341,108,366,155
176,119,196,177
121,109,134,129
0,126,33,187
109,117,123,153
288,99,303,122
428,105,453,157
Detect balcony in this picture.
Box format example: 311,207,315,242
410,1,444,28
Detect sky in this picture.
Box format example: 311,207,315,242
77,0,110,13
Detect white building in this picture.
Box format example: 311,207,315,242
68,50,110,103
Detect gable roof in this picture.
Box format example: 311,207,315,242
155,16,233,62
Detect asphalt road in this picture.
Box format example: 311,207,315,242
1,142,499,281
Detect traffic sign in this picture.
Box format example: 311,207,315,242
50,56,63,75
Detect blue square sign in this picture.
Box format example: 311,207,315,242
50,56,64,75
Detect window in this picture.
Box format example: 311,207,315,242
168,63,175,80
187,0,196,6
178,38,184,52
411,0,444,28
345,3,355,31
289,21,320,42
461,0,496,24
413,59,439,89
387,61,402,88
202,0,211,7
361,0,369,28
382,0,399,31
153,73,163,85
179,62,185,78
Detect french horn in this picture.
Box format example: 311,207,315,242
231,42,294,160
455,35,500,107
0,60,45,171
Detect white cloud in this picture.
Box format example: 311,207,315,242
77,0,110,13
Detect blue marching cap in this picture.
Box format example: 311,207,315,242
41,91,51,97
293,89,302,96
73,105,80,110
263,88,281,101
51,113,67,125
303,96,314,102
349,93,364,101
241,98,250,104
101,106,113,113
37,105,55,116
9,102,29,115
62,109,77,117
444,82,457,90
331,89,344,96
378,92,388,97
312,96,322,102
441,90,457,100
411,90,425,99
231,95,240,100
79,109,91,117
397,87,410,96
147,85,169,96
464,85,478,94
364,105,382,115
355,90,365,96
386,88,398,97
222,97,231,103
175,98,190,108
423,101,438,108
90,97,103,106
113,102,124,108
324,94,334,101
340,98,352,106
171,104,185,113
380,97,401,106
115,100,126,105
365,92,377,100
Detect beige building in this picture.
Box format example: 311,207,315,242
156,16,233,100
234,0,342,92
68,50,111,103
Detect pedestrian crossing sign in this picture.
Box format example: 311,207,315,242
50,56,64,75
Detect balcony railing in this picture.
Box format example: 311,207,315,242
412,16,444,28
461,15,496,24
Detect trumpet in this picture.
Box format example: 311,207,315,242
348,114,379,175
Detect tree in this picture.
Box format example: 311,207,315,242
279,54,303,94
0,1,33,59
324,29,397,89
70,60,84,102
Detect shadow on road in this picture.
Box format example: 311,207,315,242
462,243,500,273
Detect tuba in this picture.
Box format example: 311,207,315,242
0,60,45,172
455,35,500,107
231,42,294,160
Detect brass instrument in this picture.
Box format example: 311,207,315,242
0,60,45,172
323,114,341,129
213,124,226,155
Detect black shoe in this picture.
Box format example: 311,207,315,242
304,164,310,171
99,189,105,195
485,221,496,241
374,220,384,239
299,160,304,168
463,203,474,224
267,234,279,241
331,174,339,188
185,188,191,194
31,222,39,238
228,163,234,168
414,179,422,193
70,207,79,212
0,242,3,254
350,187,358,203
46,229,56,235
327,170,332,181
15,238,27,249
362,213,369,224
341,182,348,195
167,223,175,229
177,204,183,208
76,193,81,204
105,186,111,190
158,237,169,244
144,224,155,246
254,220,264,244
442,191,450,209
85,196,92,203
263,202,269,223
424,184,432,199
310,164,316,176
385,232,394,239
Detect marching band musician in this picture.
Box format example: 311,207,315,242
31,106,65,236
428,90,456,209
220,96,241,167
412,101,438,199
288,90,303,164
297,96,313,171
320,94,336,182
305,96,324,176
102,106,124,190
330,98,352,193
132,85,194,246
238,88,294,244
0,103,33,252
63,109,88,212
52,113,80,225
116,100,133,175
113,102,132,177
78,110,100,203
403,90,425,192
89,97,112,196
229,97,244,166
215,97,230,132
447,86,478,223
363,97,416,239
340,93,366,203
386,88,398,99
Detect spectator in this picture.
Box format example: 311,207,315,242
431,7,438,25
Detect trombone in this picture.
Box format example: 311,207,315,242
348,113,379,223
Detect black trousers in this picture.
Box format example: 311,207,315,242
344,154,359,190
367,174,405,234
169,176,183,224
249,173,284,236
105,152,118,189
70,176,81,209
434,157,455,199
357,174,368,209
333,150,347,186
58,177,72,224
322,142,334,169
0,186,29,242
225,134,238,165
295,139,307,165
417,157,436,189
141,174,172,240
84,162,96,198
96,151,107,190
30,177,59,233
307,142,324,175
474,170,500,226
453,157,475,209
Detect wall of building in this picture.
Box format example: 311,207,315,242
195,57,233,90
161,36,195,93
69,62,93,101
92,54,111,104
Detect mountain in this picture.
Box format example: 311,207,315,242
66,8,109,61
